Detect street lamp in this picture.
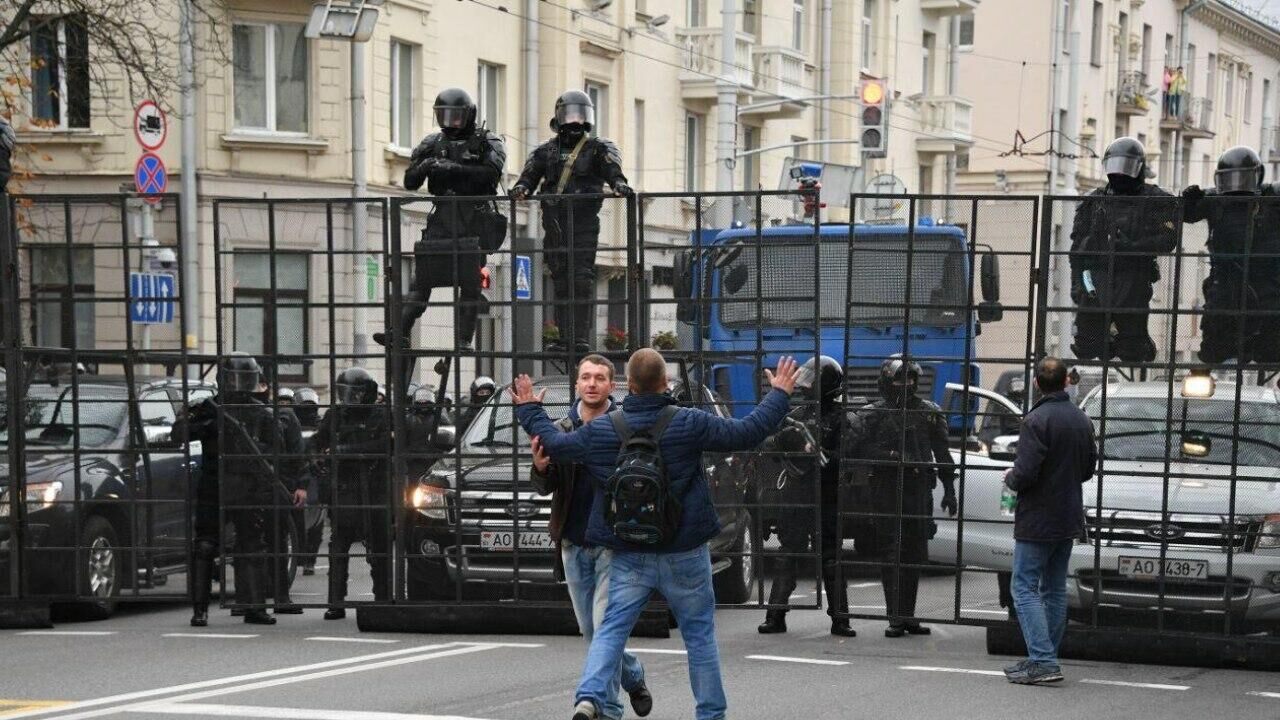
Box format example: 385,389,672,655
305,0,383,41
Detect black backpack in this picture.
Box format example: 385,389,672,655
604,406,680,546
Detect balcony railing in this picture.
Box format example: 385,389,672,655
676,28,756,89
1161,94,1214,136
1116,70,1151,116
752,46,810,101
916,95,974,149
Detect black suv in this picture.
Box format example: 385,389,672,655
403,377,759,603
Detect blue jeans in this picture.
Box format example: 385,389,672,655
577,544,725,720
562,541,645,720
1012,539,1074,669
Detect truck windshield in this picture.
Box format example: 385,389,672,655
717,233,968,329
1085,396,1280,467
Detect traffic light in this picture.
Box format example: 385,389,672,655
480,266,491,290
860,79,888,159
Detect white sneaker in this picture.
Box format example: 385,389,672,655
571,700,597,720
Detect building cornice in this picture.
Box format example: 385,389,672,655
1192,1,1280,58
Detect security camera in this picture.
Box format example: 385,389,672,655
155,248,178,269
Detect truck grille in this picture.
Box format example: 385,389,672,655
845,365,937,402
1076,570,1252,603
456,489,552,532
1085,509,1261,552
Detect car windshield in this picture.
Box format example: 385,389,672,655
1084,395,1280,467
0,385,128,448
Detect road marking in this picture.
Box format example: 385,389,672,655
1247,691,1280,699
849,582,880,588
0,643,458,720
305,637,399,645
163,633,260,640
0,702,72,717
16,631,116,637
625,648,687,655
747,655,849,667
899,666,1005,677
45,644,516,720
133,703,493,720
1080,679,1189,691
960,609,1011,616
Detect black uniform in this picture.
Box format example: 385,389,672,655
458,376,496,436
848,390,955,633
310,406,393,607
513,114,628,350
1183,187,1280,363
397,120,506,349
1069,184,1179,362
404,396,452,480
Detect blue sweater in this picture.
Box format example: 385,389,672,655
516,389,791,552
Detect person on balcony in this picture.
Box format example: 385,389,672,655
1168,67,1188,119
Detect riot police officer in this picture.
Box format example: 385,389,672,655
1182,146,1280,363
374,88,507,353
757,356,857,637
181,353,306,626
848,356,957,637
294,387,320,429
1069,137,1179,363
511,90,631,353
309,367,393,619
458,376,496,434
404,385,454,479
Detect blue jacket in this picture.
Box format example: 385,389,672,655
1006,391,1098,541
516,389,791,552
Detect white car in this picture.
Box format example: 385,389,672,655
930,380,1280,631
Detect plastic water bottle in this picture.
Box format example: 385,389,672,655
1000,485,1018,517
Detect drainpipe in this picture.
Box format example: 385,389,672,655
945,13,960,219
179,0,200,368
820,0,832,163
1055,2,1080,359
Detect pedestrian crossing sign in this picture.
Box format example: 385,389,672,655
515,255,532,300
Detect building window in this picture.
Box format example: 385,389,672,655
862,0,876,70
1089,1,1103,67
607,277,627,335
233,22,309,133
742,126,759,190
233,252,309,382
686,0,705,27
634,100,645,190
1225,65,1234,117
30,16,90,129
922,32,935,96
1141,24,1151,79
1117,12,1128,75
1245,71,1254,123
29,246,94,349
1264,78,1272,125
477,61,502,134
792,0,806,52
958,14,974,50
685,113,703,192
742,0,760,36
791,135,809,160
390,40,417,148
584,80,608,138
1163,33,1173,69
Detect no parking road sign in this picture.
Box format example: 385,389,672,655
129,272,176,324
135,152,168,202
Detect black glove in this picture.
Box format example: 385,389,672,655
775,424,807,453
941,487,958,517
612,181,633,197
509,185,529,201
429,159,459,177
1111,227,1134,251
1182,184,1205,202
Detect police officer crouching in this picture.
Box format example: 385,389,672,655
374,88,507,355
757,356,857,637
1069,137,1178,363
848,356,956,637
511,90,631,353
309,368,393,620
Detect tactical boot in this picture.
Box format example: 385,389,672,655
830,620,857,637
757,610,788,634
190,604,209,628
242,560,277,625
324,608,346,620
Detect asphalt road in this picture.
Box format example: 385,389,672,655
3,562,1278,720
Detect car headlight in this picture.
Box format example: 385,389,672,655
0,481,63,517
409,483,451,520
1258,514,1280,550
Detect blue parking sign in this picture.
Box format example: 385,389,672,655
514,255,532,300
129,272,176,324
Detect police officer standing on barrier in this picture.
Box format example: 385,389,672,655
757,356,857,638
374,88,507,354
459,376,496,434
848,356,956,637
1069,137,1179,363
182,353,306,626
309,367,393,619
1182,145,1280,363
510,90,631,353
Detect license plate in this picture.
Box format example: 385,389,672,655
480,531,554,552
1118,556,1209,580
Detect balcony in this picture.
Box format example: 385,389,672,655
921,0,980,15
1160,95,1214,139
915,95,974,153
676,28,756,103
1116,70,1152,117
741,46,812,119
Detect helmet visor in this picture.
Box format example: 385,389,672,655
434,106,470,129
335,382,370,405
793,365,817,392
1216,167,1260,194
220,368,259,394
1102,155,1145,179
555,103,595,129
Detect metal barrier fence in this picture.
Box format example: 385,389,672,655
2,189,1279,656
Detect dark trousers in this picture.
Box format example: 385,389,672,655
227,507,272,608
544,222,600,349
1200,261,1280,363
301,510,325,569
872,475,932,627
327,517,391,606
763,481,848,621
1072,271,1157,362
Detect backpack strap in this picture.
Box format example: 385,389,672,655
647,405,679,441
608,409,632,444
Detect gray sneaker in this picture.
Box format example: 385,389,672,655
571,700,598,720
1009,662,1064,685
1003,659,1032,677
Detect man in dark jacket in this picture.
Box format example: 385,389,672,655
510,90,631,353
513,349,797,720
529,355,650,720
1001,357,1097,685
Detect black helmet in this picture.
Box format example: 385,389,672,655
334,367,378,406
1102,136,1153,180
795,356,844,404
551,90,595,133
1215,145,1264,195
434,87,477,138
470,376,497,404
412,385,437,407
220,352,261,394
877,354,921,404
